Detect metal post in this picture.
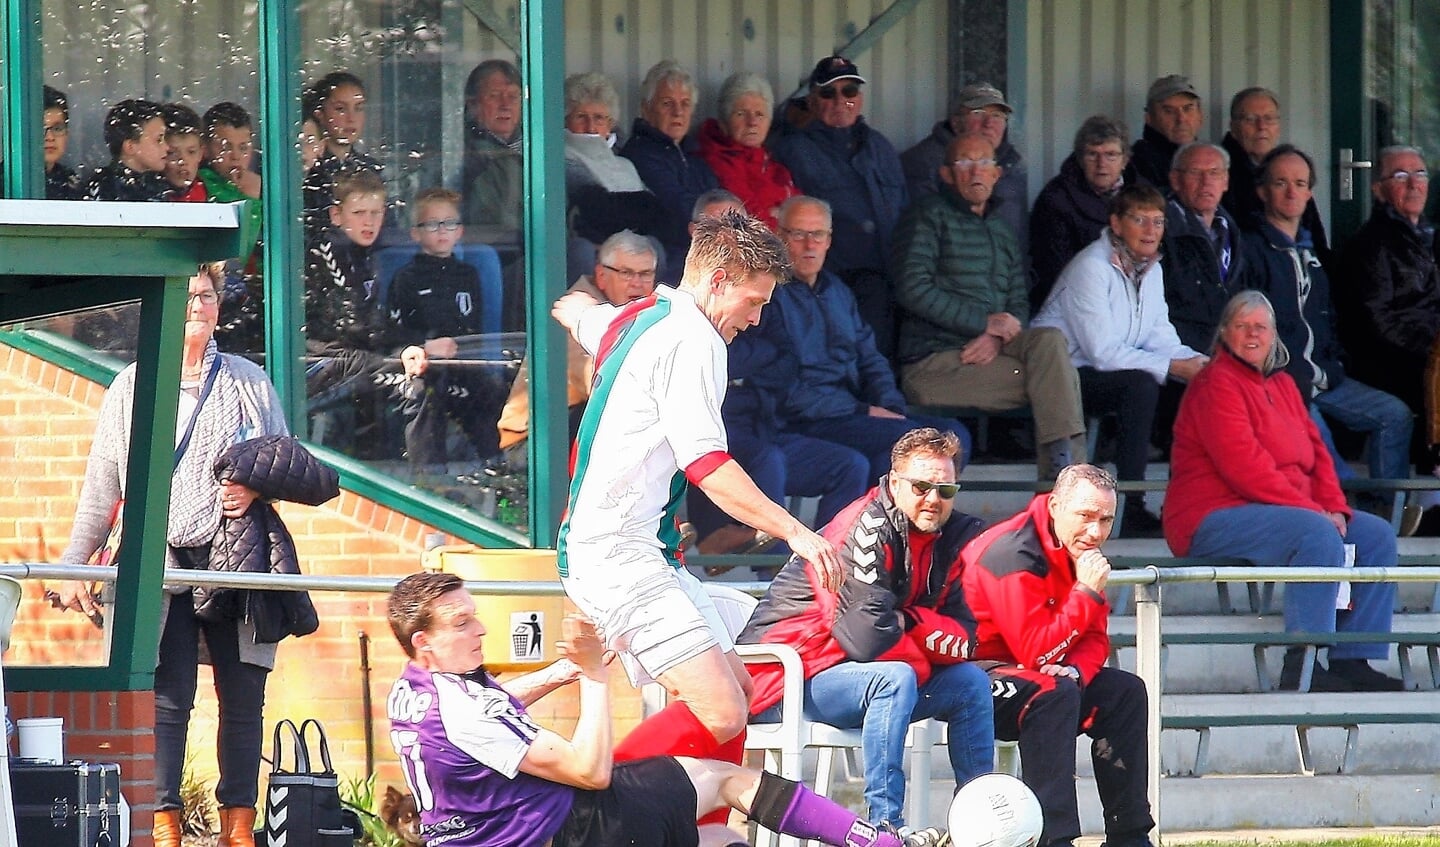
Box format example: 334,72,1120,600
1134,567,1163,844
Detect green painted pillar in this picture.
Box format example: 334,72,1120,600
1,0,41,199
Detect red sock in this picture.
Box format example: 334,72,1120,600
613,703,747,826
696,725,747,826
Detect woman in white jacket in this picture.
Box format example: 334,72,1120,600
1034,183,1207,533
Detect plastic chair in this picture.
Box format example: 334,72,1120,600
373,242,504,334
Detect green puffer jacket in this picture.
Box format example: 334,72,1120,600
889,188,1026,363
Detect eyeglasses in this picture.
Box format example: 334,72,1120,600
1264,178,1312,191
42,123,68,138
965,109,1008,124
1178,167,1227,182
1385,170,1430,183
899,477,960,500
816,83,861,100
952,158,997,170
779,227,832,243
1082,149,1125,164
601,263,657,282
1124,213,1167,229
1237,113,1280,127
188,290,220,306
415,218,462,233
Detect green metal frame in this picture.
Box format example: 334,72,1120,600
0,0,41,200
1329,0,1369,246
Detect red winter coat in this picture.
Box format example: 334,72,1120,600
961,494,1111,683
738,484,984,714
1162,346,1350,556
695,118,798,231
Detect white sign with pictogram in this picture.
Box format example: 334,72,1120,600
510,611,545,662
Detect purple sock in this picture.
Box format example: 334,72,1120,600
749,772,903,847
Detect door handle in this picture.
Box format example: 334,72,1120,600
1339,148,1373,201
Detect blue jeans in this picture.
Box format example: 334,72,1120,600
1189,505,1397,659
1312,378,1414,480
792,413,972,484
801,661,993,827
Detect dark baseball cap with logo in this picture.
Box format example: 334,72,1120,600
810,55,867,88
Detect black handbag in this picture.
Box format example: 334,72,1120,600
249,585,320,643
264,718,352,847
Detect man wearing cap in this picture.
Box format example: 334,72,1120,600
771,55,908,361
1131,74,1203,189
901,83,1028,256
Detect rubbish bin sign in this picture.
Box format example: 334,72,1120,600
510,611,545,662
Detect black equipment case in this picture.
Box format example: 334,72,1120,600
8,759,122,847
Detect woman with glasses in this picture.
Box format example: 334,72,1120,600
53,263,292,847
1033,184,1207,536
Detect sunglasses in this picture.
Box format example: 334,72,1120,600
899,477,960,500
817,83,862,100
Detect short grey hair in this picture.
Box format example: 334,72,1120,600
1171,140,1231,173
718,71,774,118
777,195,832,228
1378,145,1426,174
1229,86,1280,121
640,60,697,107
1212,290,1290,373
691,188,744,222
1072,115,1129,160
597,229,656,266
1051,464,1117,503
564,72,620,123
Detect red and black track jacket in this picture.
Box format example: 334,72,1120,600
961,493,1110,683
738,483,985,714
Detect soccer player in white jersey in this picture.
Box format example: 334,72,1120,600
551,209,843,765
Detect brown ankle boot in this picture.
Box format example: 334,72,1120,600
152,809,183,847
218,806,258,847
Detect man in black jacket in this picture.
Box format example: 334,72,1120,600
1131,75,1203,188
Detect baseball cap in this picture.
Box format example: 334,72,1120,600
810,55,867,88
951,83,1012,115
1147,74,1200,107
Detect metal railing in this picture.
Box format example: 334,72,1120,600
7,562,1440,838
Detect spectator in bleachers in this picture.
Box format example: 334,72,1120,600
1163,290,1402,692
902,83,1028,257
160,103,206,201
1242,145,1412,483
891,132,1086,480
387,187,501,464
201,102,261,203
562,71,668,284
1162,141,1250,354
740,427,994,833
961,463,1155,847
42,85,84,200
1335,145,1440,461
299,116,324,173
303,71,383,234
87,98,171,201
1130,74,1202,189
769,195,970,484
770,55,908,360
461,59,523,230
695,71,798,230
621,60,718,283
682,189,867,570
496,230,657,469
1033,183,1207,535
1029,115,1140,315
1220,87,1333,267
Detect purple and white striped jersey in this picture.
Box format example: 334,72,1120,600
387,663,574,847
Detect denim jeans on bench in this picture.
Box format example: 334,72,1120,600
1188,504,1397,660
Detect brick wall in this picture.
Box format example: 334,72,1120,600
0,347,629,843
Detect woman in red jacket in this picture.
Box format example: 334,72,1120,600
1162,290,1401,692
695,71,798,230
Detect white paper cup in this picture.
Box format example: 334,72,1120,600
16,717,63,763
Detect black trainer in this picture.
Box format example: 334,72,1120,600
1327,658,1405,691
1278,648,1353,692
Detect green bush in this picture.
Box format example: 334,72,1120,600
338,772,405,847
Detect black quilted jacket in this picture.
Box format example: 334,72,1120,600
194,435,339,621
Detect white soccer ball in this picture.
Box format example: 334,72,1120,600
947,772,1044,847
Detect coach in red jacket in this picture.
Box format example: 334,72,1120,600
961,464,1154,847
738,427,994,831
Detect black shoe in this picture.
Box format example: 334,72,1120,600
1122,506,1163,538
1278,649,1353,691
1327,658,1405,691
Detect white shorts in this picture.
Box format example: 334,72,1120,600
561,548,733,686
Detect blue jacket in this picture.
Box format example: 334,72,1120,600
1241,219,1347,398
621,119,718,282
770,118,908,274
723,317,797,442
769,270,907,423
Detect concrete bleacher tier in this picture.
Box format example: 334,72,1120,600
693,460,1440,834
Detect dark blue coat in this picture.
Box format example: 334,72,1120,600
1028,154,1146,315
770,118,908,274
769,269,906,424
1241,219,1347,397
1161,199,1250,353
620,119,718,282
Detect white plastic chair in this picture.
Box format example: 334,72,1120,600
0,574,26,847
